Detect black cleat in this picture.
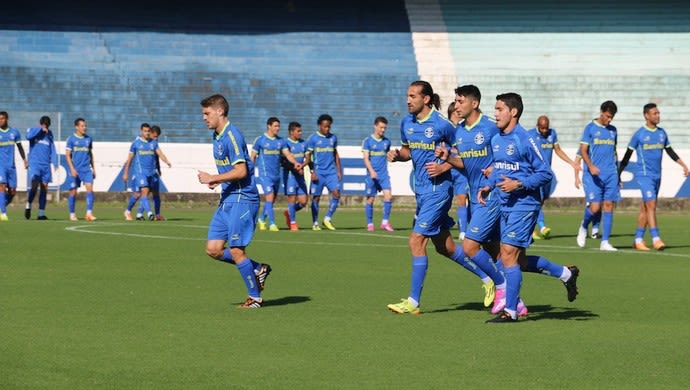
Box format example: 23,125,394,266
148,213,155,221
486,311,518,323
25,208,31,220
564,265,579,302
136,215,144,221
255,263,272,291
37,215,48,220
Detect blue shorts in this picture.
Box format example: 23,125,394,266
465,197,501,243
311,172,341,195
540,177,557,201
451,169,469,196
0,166,17,187
413,187,454,237
637,176,661,201
364,174,391,197
207,201,259,247
134,174,158,191
500,209,539,248
150,173,161,192
284,171,307,196
584,172,620,203
28,165,52,184
69,170,94,189
258,175,281,196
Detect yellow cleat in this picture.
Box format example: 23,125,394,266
532,230,542,240
268,223,279,232
257,219,267,231
540,226,552,239
387,298,421,315
322,219,336,231
312,224,322,231
0,214,8,221
482,280,496,307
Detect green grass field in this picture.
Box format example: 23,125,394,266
1,204,689,389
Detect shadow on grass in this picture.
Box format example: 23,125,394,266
425,302,599,321
262,295,311,307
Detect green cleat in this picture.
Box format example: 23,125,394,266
268,223,279,232
257,219,267,231
322,219,336,231
387,298,421,315
540,226,552,239
532,230,542,240
482,280,496,307
312,224,322,231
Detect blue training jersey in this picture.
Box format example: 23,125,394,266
400,108,456,195
252,133,287,180
213,122,259,204
627,125,670,179
285,138,306,165
129,137,158,176
361,134,391,176
528,127,559,166
0,127,21,168
26,127,58,167
580,120,618,176
306,132,338,176
455,114,500,198
66,133,93,172
489,124,553,211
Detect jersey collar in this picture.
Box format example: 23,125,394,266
463,113,483,131
415,107,435,124
215,121,230,141
643,125,657,132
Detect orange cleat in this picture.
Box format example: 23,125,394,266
632,241,650,251
290,223,299,231
653,239,666,251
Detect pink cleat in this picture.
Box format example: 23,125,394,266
491,287,506,314
367,223,375,232
517,299,528,318
380,222,394,232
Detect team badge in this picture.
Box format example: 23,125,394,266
506,143,516,156
493,144,500,152
424,127,434,139
474,133,485,145
216,143,224,155
407,128,414,134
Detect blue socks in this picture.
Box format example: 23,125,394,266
365,203,373,224
140,196,151,215
503,265,522,314
68,195,76,213
38,189,47,211
264,201,275,225
86,192,94,213
0,190,6,213
311,199,319,224
27,187,36,204
383,200,392,221
457,205,468,235
153,194,161,215
635,227,646,240
470,248,505,285
127,195,138,211
602,211,613,241
236,259,261,300
409,256,428,304
449,247,489,280
326,197,339,219
650,227,660,240
526,255,564,278
537,209,545,229
288,203,296,223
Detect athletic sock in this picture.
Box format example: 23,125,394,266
602,211,613,241
365,203,373,224
326,197,339,219
383,200,392,221
265,201,275,225
153,194,161,215
68,195,76,213
526,255,564,278
503,264,522,313
409,256,428,305
457,205,468,235
470,248,505,285
311,199,319,224
86,192,94,214
127,195,138,211
237,259,260,299
288,203,296,223
38,188,47,210
537,209,546,229
449,247,488,280
650,227,660,241
634,227,646,243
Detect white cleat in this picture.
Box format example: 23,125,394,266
600,241,618,251
576,222,587,248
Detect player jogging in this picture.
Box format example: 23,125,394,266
362,116,394,232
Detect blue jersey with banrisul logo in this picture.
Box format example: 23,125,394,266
213,122,259,204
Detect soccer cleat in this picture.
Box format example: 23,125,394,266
540,226,552,239
70,215,79,221
387,298,420,315
124,210,133,221
600,241,618,251
312,224,321,231
268,223,279,232
482,280,496,307
633,241,651,251
255,263,272,291
380,222,394,232
485,310,517,323
0,214,8,222
459,231,465,241
576,223,587,248
563,265,579,302
24,207,31,220
155,215,166,221
258,219,267,231
517,299,528,318
238,297,262,309
591,226,599,239
653,239,666,251
491,287,506,314
147,212,155,221
37,215,48,220
136,214,144,221
85,214,97,222
322,219,336,231
367,223,374,232
283,210,291,228
290,223,299,231
532,230,542,240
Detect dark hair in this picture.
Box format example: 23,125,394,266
200,94,229,117
267,117,280,126
288,121,301,132
317,114,333,125
140,122,150,129
151,125,161,135
455,84,481,103
496,92,524,120
374,116,388,125
643,103,657,114
74,117,85,126
600,100,618,116
447,102,455,119
409,80,440,109
40,116,51,127
0,111,8,119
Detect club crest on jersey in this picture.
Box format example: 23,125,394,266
406,128,414,134
505,143,516,156
659,134,665,142
609,131,616,138
474,133,485,145
424,127,434,139
595,130,601,137
643,135,651,142
493,144,500,152
216,143,224,154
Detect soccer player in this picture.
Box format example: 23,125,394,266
574,153,601,239
529,115,580,239
65,118,97,221
446,102,469,240
197,94,271,309
282,121,308,230
576,101,620,251
251,117,301,231
136,125,166,221
25,116,58,220
362,116,394,232
618,103,689,251
0,111,28,221
304,114,341,231
479,93,579,323
122,123,171,221
386,80,481,315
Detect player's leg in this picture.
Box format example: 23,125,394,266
139,186,152,219
84,182,96,221
386,231,428,314
599,175,620,251
264,189,278,231
381,188,394,231
0,180,7,220
322,175,340,230
365,196,375,231
487,241,522,323
151,175,162,219
25,168,40,219
455,194,468,240
5,167,17,206
68,187,78,220
37,167,51,219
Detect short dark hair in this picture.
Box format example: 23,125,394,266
140,122,150,129
0,111,8,119
288,121,301,132
600,100,618,116
151,125,161,135
410,80,440,110
455,84,481,103
74,117,85,126
447,103,455,119
267,117,280,126
40,116,51,127
496,92,524,120
374,116,388,125
643,103,657,114
200,94,229,117
317,114,333,125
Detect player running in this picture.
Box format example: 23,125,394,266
362,116,394,232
